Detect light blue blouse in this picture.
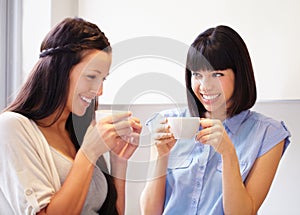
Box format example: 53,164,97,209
146,108,291,215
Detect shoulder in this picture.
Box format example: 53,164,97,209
0,111,31,130
246,111,289,134
247,111,279,124
0,112,45,161
244,111,291,155
0,112,36,144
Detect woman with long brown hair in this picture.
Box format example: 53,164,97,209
0,17,142,215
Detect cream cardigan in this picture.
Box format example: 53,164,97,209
0,111,62,214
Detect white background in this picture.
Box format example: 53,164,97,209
23,0,300,103
78,0,300,103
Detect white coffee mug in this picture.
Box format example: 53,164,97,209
167,117,200,139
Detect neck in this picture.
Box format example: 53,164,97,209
205,110,227,121
37,109,70,131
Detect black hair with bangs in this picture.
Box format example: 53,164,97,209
185,25,257,118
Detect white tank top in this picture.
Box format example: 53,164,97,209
50,147,108,214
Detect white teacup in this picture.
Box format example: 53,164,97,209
167,117,200,139
95,109,130,123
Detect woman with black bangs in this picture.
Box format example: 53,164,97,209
0,17,142,215
140,25,291,215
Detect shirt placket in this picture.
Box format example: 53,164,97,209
189,143,210,215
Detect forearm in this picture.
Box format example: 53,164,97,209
111,160,127,215
140,155,169,215
113,177,126,215
222,144,254,215
38,150,94,215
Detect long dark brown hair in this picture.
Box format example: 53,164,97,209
185,25,257,118
5,17,118,214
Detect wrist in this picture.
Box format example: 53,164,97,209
220,141,236,159
111,165,127,180
110,156,128,179
79,148,98,166
76,150,96,169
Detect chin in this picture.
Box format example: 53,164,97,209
72,108,87,117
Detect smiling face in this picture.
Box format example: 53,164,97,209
67,49,112,116
191,69,235,118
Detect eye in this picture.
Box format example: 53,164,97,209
87,75,96,80
192,72,202,78
212,73,224,77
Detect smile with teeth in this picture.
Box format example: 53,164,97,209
202,94,220,101
80,96,92,104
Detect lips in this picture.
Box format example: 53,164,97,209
201,93,220,103
80,95,92,105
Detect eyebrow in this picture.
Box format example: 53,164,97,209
89,69,110,79
192,70,216,73
90,69,102,74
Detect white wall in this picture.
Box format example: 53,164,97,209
78,0,300,103
50,0,78,26
22,0,78,80
22,0,51,79
23,0,300,102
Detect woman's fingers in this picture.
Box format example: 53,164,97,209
154,137,176,147
154,136,176,156
146,117,177,156
200,118,215,128
131,116,140,124
128,132,141,145
130,118,143,134
112,135,139,159
99,114,142,136
119,142,139,159
114,121,133,136
100,111,132,124
119,132,140,145
195,118,230,154
153,132,173,140
154,124,170,133
197,119,223,136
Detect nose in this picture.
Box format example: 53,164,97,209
96,84,103,96
90,84,103,97
199,76,213,92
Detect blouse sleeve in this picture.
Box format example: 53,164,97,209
258,119,291,157
0,112,60,214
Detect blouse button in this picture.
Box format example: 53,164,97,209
25,189,33,196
